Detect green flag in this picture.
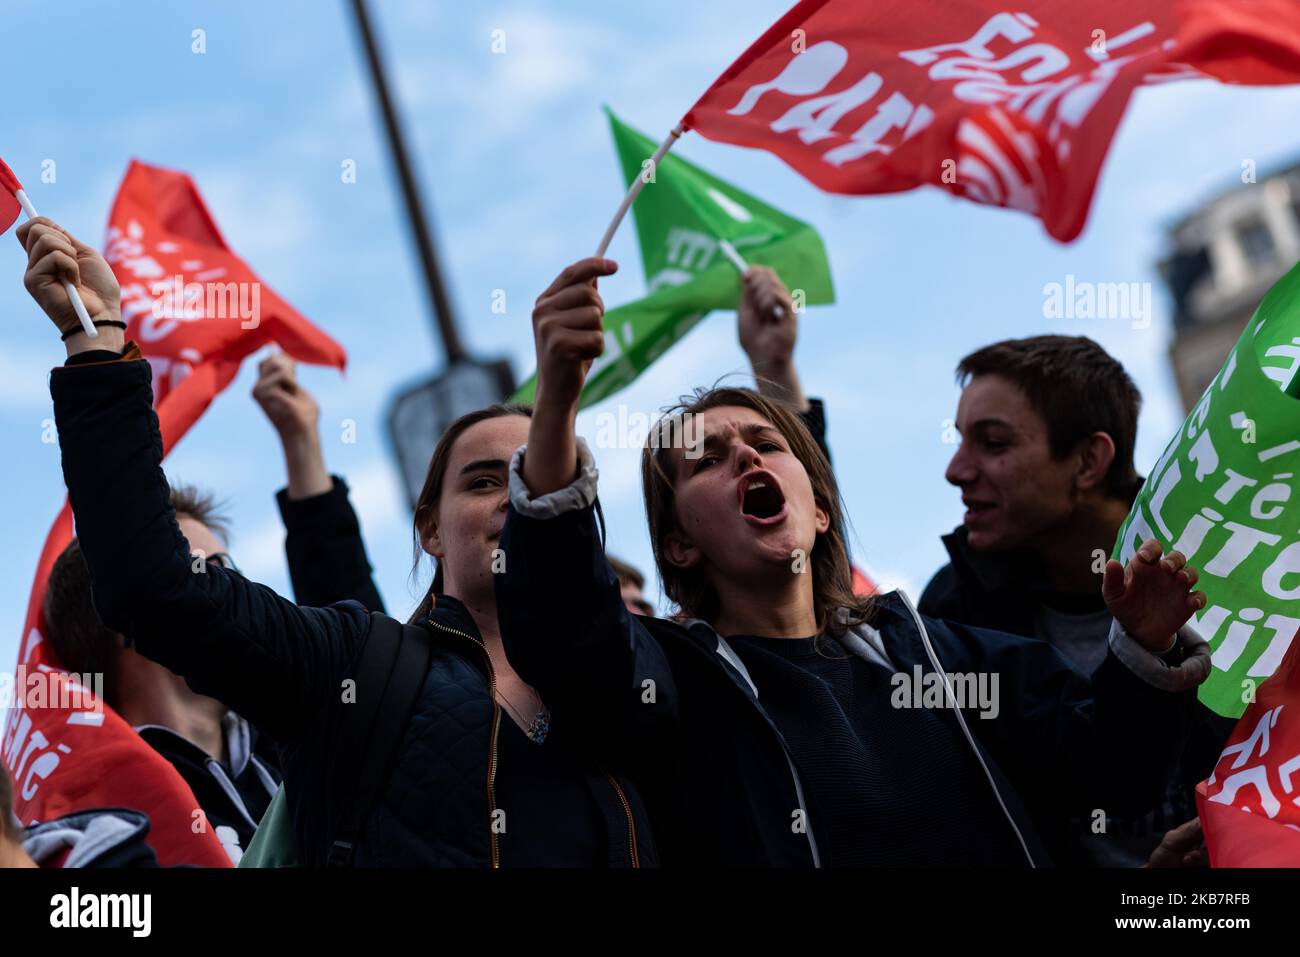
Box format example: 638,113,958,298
513,109,834,407
1114,260,1300,717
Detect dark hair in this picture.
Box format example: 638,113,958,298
407,403,533,625
0,761,14,841
641,386,871,635
168,483,230,544
606,554,645,591
42,539,120,707
42,485,227,707
956,335,1142,500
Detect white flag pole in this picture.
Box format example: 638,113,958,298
718,238,784,320
717,238,749,272
14,190,97,339
594,124,685,258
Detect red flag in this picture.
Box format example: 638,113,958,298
1197,630,1300,866
684,0,1300,241
0,156,24,235
105,159,346,428
3,160,347,866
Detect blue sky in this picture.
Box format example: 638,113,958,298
2,0,1300,680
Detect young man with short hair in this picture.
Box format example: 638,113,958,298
922,335,1228,866
42,487,279,864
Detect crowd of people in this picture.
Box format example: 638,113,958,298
0,215,1223,869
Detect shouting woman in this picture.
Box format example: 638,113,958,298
495,257,1212,867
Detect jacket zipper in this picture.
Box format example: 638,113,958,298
602,771,641,867
426,619,639,868
426,618,501,869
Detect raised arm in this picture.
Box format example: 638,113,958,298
21,217,368,744
252,353,385,611
738,265,808,413
521,257,618,495
738,265,832,463
497,258,680,757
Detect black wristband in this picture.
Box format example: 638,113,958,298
61,319,127,341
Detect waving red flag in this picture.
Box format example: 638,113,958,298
0,157,25,235
3,160,346,867
106,159,346,434
683,0,1300,241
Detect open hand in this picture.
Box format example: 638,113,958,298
1103,538,1205,653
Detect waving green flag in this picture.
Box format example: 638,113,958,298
514,108,834,407
1114,259,1300,717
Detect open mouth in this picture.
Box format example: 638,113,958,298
963,500,996,520
740,474,787,523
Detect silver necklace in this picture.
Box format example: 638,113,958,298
498,693,550,744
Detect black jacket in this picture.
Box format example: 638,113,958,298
920,527,1043,637
135,716,279,863
276,477,385,612
51,345,655,867
495,440,1210,867
920,525,1235,863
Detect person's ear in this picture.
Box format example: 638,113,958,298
662,528,701,570
814,501,831,535
1076,432,1117,493
419,512,445,560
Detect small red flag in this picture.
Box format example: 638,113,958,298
0,156,24,235
105,159,346,428
683,0,1300,242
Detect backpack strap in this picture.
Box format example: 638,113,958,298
326,612,432,867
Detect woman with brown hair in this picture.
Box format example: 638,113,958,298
496,257,1214,867
21,216,653,868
